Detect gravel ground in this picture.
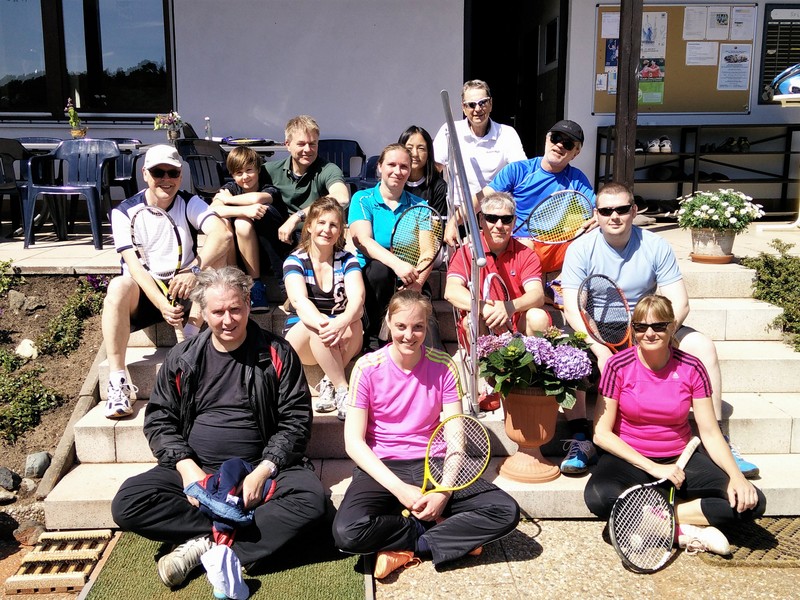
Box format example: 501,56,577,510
375,519,800,599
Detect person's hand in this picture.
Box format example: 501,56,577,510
393,261,419,288
241,463,274,510
393,482,425,512
650,462,685,488
168,272,197,300
482,300,512,333
727,476,759,512
581,215,599,233
278,216,299,244
212,189,233,204
318,316,348,347
241,203,268,220
444,219,460,247
177,460,206,508
159,298,185,330
410,492,450,522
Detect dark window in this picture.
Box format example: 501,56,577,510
0,0,171,119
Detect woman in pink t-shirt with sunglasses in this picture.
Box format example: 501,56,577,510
585,295,765,556
332,290,519,580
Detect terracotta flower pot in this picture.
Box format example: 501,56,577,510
498,387,560,483
689,227,736,264
70,127,88,139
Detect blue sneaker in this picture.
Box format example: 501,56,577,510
560,433,597,474
250,280,268,313
725,435,759,479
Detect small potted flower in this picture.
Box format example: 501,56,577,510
676,188,765,263
477,328,592,483
154,110,184,143
65,98,87,138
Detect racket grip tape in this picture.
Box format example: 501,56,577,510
676,436,701,470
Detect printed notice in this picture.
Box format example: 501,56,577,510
718,44,752,90
730,6,756,40
686,41,719,66
707,6,731,40
602,12,620,38
683,6,708,40
641,12,668,58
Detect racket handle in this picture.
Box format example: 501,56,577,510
676,436,701,470
401,508,411,518
174,325,185,344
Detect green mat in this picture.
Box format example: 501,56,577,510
85,527,364,599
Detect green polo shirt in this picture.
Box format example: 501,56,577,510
263,156,345,212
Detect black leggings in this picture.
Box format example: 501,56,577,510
584,448,766,526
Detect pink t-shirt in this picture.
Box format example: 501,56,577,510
348,345,463,460
599,347,712,457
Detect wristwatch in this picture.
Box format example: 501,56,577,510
190,265,201,276
296,209,306,221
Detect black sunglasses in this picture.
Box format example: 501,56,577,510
482,213,515,225
596,204,634,217
148,167,181,179
549,132,576,151
463,97,491,110
632,321,671,333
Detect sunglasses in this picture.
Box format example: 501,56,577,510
482,213,515,225
549,132,576,151
148,167,181,179
632,321,671,333
463,97,491,110
596,204,634,217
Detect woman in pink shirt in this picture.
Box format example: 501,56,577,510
584,295,765,556
332,290,519,580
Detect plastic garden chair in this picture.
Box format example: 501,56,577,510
0,138,32,235
105,138,144,198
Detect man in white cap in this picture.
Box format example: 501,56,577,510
102,144,231,419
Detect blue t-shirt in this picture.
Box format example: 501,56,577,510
560,227,682,308
488,157,595,238
347,184,427,267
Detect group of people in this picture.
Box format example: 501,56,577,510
103,79,765,595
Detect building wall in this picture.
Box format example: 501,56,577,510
565,0,800,188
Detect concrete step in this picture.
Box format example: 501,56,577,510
43,452,800,530
75,391,799,464
717,341,800,393
679,259,756,298
683,298,783,341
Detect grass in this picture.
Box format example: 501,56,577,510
86,525,364,600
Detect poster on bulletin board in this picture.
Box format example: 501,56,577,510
593,4,756,114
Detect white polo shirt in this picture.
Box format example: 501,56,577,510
433,118,526,195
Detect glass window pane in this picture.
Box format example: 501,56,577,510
63,0,87,108
0,0,47,112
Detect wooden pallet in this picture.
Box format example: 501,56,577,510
4,529,112,595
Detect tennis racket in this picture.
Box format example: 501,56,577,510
517,189,594,244
401,414,491,517
578,274,632,353
130,206,185,343
390,204,445,277
482,271,512,333
608,436,702,573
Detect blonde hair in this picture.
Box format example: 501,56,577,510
298,196,346,253
285,115,320,142
386,290,432,322
632,295,678,347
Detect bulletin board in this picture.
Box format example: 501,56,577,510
594,4,757,114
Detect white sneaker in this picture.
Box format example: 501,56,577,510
335,386,348,421
678,524,731,556
314,376,336,413
157,534,213,587
104,381,138,419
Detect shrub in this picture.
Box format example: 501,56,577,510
36,278,106,356
741,239,800,351
0,368,63,443
0,260,23,296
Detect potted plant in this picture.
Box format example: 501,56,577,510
477,328,592,483
676,188,765,263
65,98,87,138
154,110,184,143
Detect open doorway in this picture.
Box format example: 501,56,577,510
463,0,568,157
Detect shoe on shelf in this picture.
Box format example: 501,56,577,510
250,280,268,313
635,139,645,153
314,376,336,413
157,534,213,587
718,136,739,152
738,136,751,152
711,172,731,182
559,433,598,474
647,139,661,153
678,524,731,556
374,550,420,580
335,386,348,421
658,135,672,153
104,380,138,419
724,435,760,479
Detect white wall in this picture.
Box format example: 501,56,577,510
565,1,800,181
173,0,464,157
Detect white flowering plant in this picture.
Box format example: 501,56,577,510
676,189,765,234
477,328,592,410
153,110,183,131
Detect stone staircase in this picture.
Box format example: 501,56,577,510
44,260,800,529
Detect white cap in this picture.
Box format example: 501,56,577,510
143,145,182,169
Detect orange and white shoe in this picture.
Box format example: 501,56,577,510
374,550,420,580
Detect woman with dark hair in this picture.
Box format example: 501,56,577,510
584,294,766,556
398,126,448,216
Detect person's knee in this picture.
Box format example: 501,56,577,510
103,278,136,314
110,486,136,530
677,329,718,364
583,482,612,520
331,513,371,553
523,308,551,335
234,218,255,236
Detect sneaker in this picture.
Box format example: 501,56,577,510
335,386,348,421
250,280,268,313
314,376,336,413
559,433,597,474
678,524,731,556
374,550,420,580
725,435,759,479
104,381,138,419
647,139,661,153
157,534,213,587
658,135,672,153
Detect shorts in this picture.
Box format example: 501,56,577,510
130,292,190,332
